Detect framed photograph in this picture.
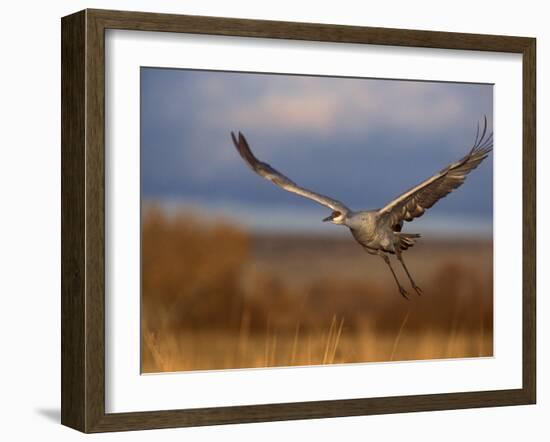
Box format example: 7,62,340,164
61,9,536,433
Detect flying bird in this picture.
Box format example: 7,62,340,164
231,118,493,299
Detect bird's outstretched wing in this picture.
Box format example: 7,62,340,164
377,117,493,229
231,132,350,214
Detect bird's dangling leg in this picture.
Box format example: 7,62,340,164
379,253,409,300
396,252,423,296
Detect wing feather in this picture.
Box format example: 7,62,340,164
231,132,349,214
378,117,493,228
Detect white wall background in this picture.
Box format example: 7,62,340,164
0,0,546,440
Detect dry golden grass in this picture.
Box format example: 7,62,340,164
141,206,493,373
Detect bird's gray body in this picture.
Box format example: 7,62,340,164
346,211,395,254
344,210,419,257
231,117,492,299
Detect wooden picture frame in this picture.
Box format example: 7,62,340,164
61,8,536,433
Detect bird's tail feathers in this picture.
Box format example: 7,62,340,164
396,233,421,250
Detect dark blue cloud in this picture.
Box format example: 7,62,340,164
141,68,493,230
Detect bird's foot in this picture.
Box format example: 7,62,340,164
398,287,410,300
413,285,423,296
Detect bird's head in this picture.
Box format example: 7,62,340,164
323,210,346,225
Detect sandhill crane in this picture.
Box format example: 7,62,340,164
231,118,493,299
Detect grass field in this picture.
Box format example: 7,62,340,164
141,206,493,373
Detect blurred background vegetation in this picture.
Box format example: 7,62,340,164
141,206,493,373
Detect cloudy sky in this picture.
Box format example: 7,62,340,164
141,68,493,236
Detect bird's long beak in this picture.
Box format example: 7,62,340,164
322,214,333,222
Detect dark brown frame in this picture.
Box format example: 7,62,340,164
61,8,536,433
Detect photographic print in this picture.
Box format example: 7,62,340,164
140,68,493,373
